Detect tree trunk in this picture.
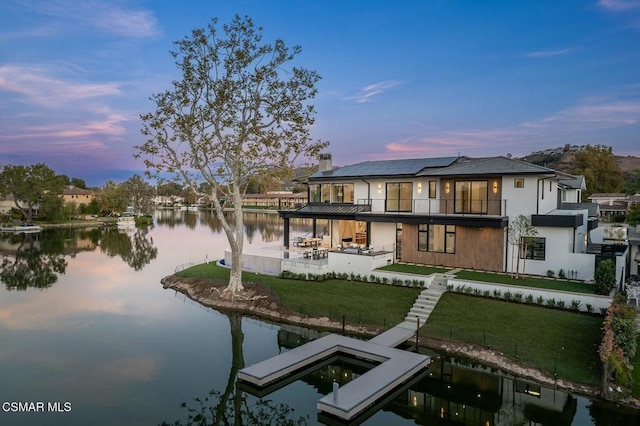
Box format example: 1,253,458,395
515,240,522,279
210,183,245,297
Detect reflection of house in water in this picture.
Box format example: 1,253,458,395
400,357,576,426
278,327,577,425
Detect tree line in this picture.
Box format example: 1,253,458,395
0,163,155,223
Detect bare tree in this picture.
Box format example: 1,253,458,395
135,15,327,296
507,214,538,278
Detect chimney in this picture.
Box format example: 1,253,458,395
318,153,332,172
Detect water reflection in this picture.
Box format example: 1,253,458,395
94,227,158,271
256,326,640,426
0,232,67,290
162,313,309,426
0,226,158,290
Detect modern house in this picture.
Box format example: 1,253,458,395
280,154,610,281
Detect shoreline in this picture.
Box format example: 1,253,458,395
161,273,640,410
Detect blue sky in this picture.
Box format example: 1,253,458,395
1,0,639,186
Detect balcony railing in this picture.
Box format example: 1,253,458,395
355,198,506,216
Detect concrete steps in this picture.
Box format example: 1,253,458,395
403,273,449,326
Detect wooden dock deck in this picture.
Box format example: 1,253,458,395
237,333,429,420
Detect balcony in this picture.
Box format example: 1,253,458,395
359,198,506,216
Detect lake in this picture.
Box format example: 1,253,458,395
0,210,638,425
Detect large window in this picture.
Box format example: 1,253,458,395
386,182,413,212
308,184,331,203
331,183,354,203
308,184,320,203
428,181,437,199
418,224,455,253
520,237,545,260
455,181,488,214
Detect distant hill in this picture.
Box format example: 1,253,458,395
519,149,640,176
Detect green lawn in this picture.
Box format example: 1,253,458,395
177,263,421,327
421,293,603,386
454,270,597,294
378,263,449,275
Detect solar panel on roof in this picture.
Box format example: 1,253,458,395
310,157,459,179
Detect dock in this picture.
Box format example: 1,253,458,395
237,333,429,421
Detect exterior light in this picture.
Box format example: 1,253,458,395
377,183,382,194
493,181,498,194
417,182,422,194
445,182,450,194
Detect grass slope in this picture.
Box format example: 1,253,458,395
422,293,603,386
177,263,421,327
455,270,597,294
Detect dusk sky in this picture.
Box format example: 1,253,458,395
1,0,639,186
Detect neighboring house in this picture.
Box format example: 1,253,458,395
627,194,640,209
242,192,307,210
0,194,15,214
588,193,628,219
280,154,606,281
62,186,96,205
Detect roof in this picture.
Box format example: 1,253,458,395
556,172,585,190
419,156,557,177
588,193,627,199
309,157,459,180
63,186,95,196
559,202,600,217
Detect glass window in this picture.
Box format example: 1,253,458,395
309,184,320,203
331,183,354,203
514,178,524,188
418,224,428,251
386,182,413,212
520,237,545,260
428,181,436,199
454,180,488,214
320,184,331,203
420,224,455,253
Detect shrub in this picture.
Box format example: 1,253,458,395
546,269,555,277
546,298,557,308
594,259,616,295
557,300,566,309
483,290,491,297
570,299,582,311
536,295,544,305
446,284,454,292
558,269,566,279
492,289,501,298
524,294,534,304
586,304,594,313
503,291,513,301
513,292,524,303
382,277,388,284
370,274,377,283
464,286,473,294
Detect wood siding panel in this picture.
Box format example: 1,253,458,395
401,224,504,272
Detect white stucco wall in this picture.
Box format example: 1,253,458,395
501,176,539,218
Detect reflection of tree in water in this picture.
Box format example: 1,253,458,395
161,313,308,426
0,232,67,290
98,227,158,271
